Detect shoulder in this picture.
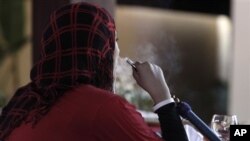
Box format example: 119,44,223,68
73,84,116,98
62,84,131,111
65,84,119,103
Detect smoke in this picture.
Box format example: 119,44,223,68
134,42,158,63
114,57,153,110
114,57,135,91
135,31,182,81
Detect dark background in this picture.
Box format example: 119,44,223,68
117,0,231,16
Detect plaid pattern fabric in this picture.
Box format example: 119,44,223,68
0,2,115,140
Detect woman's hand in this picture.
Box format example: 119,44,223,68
132,62,171,104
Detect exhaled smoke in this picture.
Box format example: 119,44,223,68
114,57,153,110
134,31,182,82
134,42,158,63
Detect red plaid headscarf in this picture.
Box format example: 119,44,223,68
0,2,116,140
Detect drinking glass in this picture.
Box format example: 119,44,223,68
211,114,238,141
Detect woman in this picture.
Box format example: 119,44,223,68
0,2,188,141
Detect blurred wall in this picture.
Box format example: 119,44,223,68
18,0,32,88
230,0,250,123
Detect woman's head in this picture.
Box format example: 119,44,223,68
31,2,116,91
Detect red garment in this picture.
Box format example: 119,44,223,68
7,85,162,141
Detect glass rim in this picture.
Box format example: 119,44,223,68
212,114,237,117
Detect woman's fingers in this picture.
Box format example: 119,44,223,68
131,61,171,104
132,62,141,83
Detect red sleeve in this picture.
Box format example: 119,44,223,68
93,96,162,141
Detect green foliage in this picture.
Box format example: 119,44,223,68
0,0,26,63
0,0,26,105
